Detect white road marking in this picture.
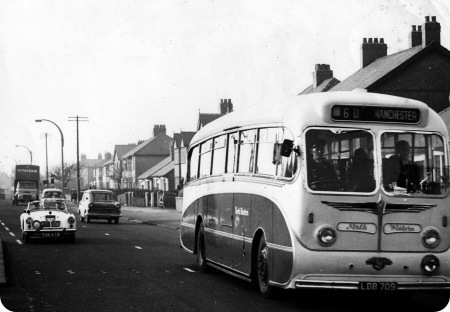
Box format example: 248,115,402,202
16,240,22,245
134,246,142,249
183,268,195,273
9,232,15,237
4,227,9,231
105,233,110,236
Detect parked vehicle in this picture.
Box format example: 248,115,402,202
13,165,40,205
20,199,76,243
0,188,4,200
78,190,121,224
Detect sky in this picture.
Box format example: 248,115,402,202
1,0,450,175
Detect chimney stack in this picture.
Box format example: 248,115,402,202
153,124,167,137
422,16,440,46
361,37,387,68
410,25,422,47
313,64,333,88
220,99,233,115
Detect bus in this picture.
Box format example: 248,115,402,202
179,91,450,308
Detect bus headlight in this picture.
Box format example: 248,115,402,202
32,220,41,230
317,227,337,246
422,230,440,248
421,255,440,273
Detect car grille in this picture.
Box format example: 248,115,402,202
41,221,61,228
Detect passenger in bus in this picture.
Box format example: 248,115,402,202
385,140,420,191
307,140,337,188
348,148,374,192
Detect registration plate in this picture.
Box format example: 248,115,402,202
41,232,60,238
360,282,397,291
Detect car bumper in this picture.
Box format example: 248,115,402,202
23,229,76,238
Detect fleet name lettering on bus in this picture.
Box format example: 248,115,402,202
235,207,249,216
384,223,422,234
331,105,421,124
17,169,38,173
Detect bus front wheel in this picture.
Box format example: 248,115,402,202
256,235,274,298
197,223,208,273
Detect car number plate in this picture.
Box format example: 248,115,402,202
360,282,397,291
41,232,60,238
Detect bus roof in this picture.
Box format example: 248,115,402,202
190,91,447,147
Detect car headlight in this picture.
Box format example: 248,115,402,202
317,227,337,246
67,216,75,224
422,230,440,248
26,217,33,225
421,255,440,273
32,220,41,230
115,203,121,209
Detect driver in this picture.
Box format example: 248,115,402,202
307,139,337,187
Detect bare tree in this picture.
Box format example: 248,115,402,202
50,162,84,188
112,162,124,190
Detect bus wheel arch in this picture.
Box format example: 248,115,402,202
251,229,275,298
195,216,208,273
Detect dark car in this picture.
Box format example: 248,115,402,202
78,190,121,224
0,188,5,200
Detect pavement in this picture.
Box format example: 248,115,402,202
0,202,182,284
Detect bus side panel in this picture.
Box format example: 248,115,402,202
271,204,293,284
180,200,197,253
251,195,293,284
208,193,233,266
232,193,252,272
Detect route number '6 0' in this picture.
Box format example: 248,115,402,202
343,108,360,119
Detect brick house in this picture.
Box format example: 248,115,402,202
301,16,450,116
80,154,104,188
172,131,195,190
120,125,173,189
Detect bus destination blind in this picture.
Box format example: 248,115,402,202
331,105,421,124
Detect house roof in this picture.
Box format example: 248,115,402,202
198,113,222,130
173,131,196,148
137,156,174,179
330,42,450,91
299,77,341,95
80,159,104,168
122,133,173,159
115,144,136,159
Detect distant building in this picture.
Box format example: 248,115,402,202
121,125,173,189
80,154,104,188
172,131,195,190
197,99,233,130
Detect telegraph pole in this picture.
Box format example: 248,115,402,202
68,116,88,203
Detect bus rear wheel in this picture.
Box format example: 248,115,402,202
256,235,274,298
197,223,207,273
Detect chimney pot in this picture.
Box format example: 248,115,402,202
368,38,373,43
422,16,440,46
432,16,436,22
426,16,430,22
418,25,422,31
380,38,384,43
374,38,378,43
412,25,416,31
363,38,367,43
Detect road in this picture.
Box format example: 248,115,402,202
0,199,440,312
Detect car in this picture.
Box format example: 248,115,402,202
0,188,5,200
20,199,76,243
41,188,63,201
78,190,121,224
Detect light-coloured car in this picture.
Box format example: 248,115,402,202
78,190,121,224
41,188,63,201
20,199,76,243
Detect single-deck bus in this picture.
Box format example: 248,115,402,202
180,91,450,308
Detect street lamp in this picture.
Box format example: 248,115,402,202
15,144,33,164
35,119,65,198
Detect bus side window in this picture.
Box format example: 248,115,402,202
256,128,285,176
238,129,257,173
212,135,227,175
188,145,200,181
199,139,212,177
226,132,239,173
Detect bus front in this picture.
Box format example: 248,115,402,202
291,96,450,307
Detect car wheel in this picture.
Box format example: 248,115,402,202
86,216,90,223
197,222,207,273
80,215,84,222
256,235,274,298
114,218,119,224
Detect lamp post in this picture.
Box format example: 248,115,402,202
15,145,32,164
35,119,65,198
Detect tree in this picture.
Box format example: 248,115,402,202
112,162,124,190
50,162,84,188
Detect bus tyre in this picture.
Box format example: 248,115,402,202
197,223,208,273
256,235,274,298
